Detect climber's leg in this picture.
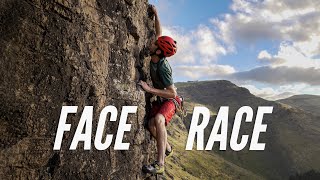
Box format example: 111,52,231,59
148,117,171,152
153,113,166,166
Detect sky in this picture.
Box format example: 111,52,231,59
149,0,320,100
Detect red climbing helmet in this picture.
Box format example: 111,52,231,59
157,36,177,57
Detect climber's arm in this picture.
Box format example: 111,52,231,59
149,84,177,99
150,5,162,38
138,80,177,99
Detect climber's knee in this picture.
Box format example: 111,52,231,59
154,113,165,127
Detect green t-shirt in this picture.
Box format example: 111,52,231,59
150,58,173,89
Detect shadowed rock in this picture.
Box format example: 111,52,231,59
0,0,156,179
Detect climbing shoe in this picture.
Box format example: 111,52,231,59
142,161,164,175
165,148,173,158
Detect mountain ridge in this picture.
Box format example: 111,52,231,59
170,80,320,179
277,94,320,116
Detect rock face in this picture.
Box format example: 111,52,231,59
0,0,156,179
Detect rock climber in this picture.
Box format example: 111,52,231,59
138,4,181,175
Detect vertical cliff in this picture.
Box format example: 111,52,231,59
0,0,156,179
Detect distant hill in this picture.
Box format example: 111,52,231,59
164,114,263,180
277,95,320,116
168,80,320,180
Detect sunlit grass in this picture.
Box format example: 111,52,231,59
164,116,263,180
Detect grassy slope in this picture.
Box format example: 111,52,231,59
171,80,320,179
164,113,263,180
277,95,320,116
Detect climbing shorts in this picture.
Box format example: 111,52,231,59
150,96,181,125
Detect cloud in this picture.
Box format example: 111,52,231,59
257,50,286,65
257,42,320,68
211,0,320,70
212,0,320,44
162,25,227,65
229,66,320,85
278,83,320,96
162,25,232,79
158,0,320,100
209,0,320,89
162,26,196,64
258,50,272,60
268,92,297,101
174,64,235,80
240,83,320,100
240,84,296,100
195,25,227,63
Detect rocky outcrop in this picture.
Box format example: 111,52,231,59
0,0,156,179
